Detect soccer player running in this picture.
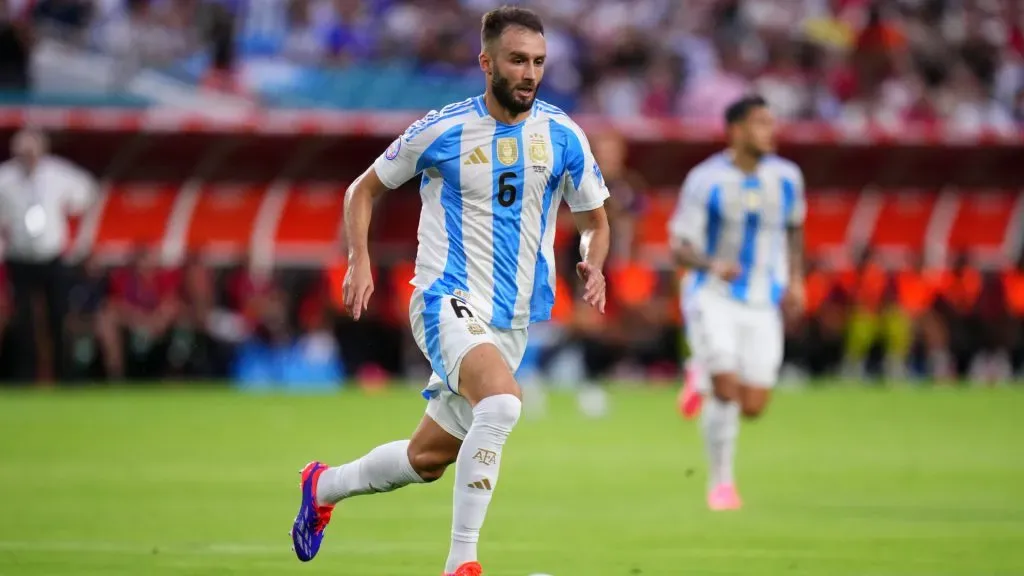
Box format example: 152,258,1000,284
668,95,805,511
290,7,610,575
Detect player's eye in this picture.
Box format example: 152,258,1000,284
535,59,545,66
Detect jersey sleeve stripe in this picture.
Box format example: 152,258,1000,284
472,95,486,116
548,120,585,189
781,177,797,224
405,101,475,141
415,124,464,176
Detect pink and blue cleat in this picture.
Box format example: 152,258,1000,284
290,461,334,561
444,561,484,576
677,364,703,420
707,484,743,511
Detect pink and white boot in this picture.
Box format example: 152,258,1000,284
678,362,703,420
707,483,743,511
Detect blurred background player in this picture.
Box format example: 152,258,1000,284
290,7,610,576
669,95,806,511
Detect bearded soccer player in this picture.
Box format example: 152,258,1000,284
669,95,806,511
289,7,611,575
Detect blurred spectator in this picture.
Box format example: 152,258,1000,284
588,129,646,264
98,247,180,380
165,253,216,377
842,248,912,381
970,266,1014,384
0,0,32,90
0,129,97,384
787,256,848,377
1006,253,1024,376
65,252,109,380
0,263,9,357
679,39,752,121
224,260,289,346
33,0,94,40
933,252,983,380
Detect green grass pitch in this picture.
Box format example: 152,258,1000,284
1,384,1022,575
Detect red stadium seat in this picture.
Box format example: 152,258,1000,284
186,185,265,257
93,184,178,251
947,190,1019,255
869,189,938,254
804,189,858,259
274,183,346,260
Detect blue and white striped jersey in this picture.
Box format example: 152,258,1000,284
668,151,806,308
373,96,609,330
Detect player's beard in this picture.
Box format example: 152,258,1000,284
492,70,536,116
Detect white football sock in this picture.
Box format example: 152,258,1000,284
445,394,521,573
316,440,424,505
701,395,739,489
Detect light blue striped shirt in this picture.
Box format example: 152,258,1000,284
374,96,610,329
668,151,806,308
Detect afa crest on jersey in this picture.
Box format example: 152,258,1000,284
497,137,519,166
528,134,548,164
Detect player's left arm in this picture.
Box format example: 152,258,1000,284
574,206,610,313
783,167,808,314
559,121,611,314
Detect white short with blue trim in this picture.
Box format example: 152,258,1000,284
409,288,528,440
682,287,783,389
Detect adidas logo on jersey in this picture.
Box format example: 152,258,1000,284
464,148,489,165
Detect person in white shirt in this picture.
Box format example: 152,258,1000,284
668,95,807,511
0,128,97,382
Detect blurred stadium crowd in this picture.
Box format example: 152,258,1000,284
0,0,1022,387
0,0,1021,124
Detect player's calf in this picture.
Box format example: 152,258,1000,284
407,414,463,482
739,385,771,419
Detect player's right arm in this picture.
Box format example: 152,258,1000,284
343,112,451,319
342,166,390,320
667,168,739,281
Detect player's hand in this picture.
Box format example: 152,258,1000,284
710,260,741,282
343,253,374,321
782,280,806,318
576,261,606,314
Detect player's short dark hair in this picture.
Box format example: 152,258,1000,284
481,5,544,48
724,95,768,125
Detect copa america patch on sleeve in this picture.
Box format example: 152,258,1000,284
385,138,401,160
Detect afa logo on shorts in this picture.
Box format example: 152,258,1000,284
385,138,402,160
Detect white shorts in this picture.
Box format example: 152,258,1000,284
683,288,783,389
409,288,528,440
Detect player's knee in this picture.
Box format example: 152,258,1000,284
407,447,456,483
740,403,766,419
472,393,522,433
710,373,740,403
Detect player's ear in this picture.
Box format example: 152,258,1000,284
479,50,491,76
